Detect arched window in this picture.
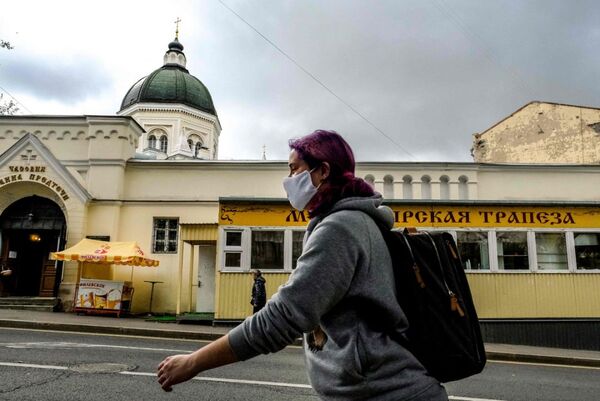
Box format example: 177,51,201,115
459,175,469,200
148,135,157,149
402,175,413,199
187,139,194,152
364,174,375,188
440,175,450,200
159,136,168,153
195,142,203,158
383,175,394,199
421,175,431,199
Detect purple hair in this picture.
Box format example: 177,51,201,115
289,130,375,217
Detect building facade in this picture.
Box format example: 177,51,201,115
1,38,599,350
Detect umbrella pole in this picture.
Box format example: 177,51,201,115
76,261,82,284
130,265,134,282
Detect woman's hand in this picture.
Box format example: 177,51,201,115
157,354,199,392
156,335,238,392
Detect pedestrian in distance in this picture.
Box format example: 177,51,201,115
157,129,448,400
250,269,266,314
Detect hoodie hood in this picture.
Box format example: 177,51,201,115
308,194,394,232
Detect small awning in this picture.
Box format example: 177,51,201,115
180,223,218,243
50,239,159,267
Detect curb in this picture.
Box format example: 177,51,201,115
486,350,600,368
0,319,224,342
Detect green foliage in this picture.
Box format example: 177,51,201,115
0,40,13,50
0,39,18,115
0,93,19,115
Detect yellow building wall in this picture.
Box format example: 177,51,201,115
216,202,600,321
215,272,291,319
216,272,600,321
468,274,600,318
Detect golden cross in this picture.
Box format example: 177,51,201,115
174,17,182,39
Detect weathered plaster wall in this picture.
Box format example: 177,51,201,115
472,102,600,163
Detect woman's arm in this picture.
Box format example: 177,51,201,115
157,334,238,392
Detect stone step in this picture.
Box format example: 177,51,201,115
0,304,56,312
0,297,59,312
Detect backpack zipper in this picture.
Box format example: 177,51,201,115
399,233,426,288
423,232,465,317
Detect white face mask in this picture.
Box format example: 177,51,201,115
283,168,319,211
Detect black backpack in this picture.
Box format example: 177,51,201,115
377,225,486,383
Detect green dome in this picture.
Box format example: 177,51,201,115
120,64,217,115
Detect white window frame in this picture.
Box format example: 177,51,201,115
451,229,492,272
289,228,307,270
152,217,179,254
250,227,286,270
570,229,600,273
222,228,247,269
220,227,306,272
531,229,570,273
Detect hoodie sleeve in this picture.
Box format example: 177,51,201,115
228,211,369,360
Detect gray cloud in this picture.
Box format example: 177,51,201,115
5,0,600,162
0,53,112,103
190,0,600,161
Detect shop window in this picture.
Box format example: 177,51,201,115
224,252,242,268
153,218,178,253
226,231,242,247
497,231,529,270
456,231,489,270
291,230,305,269
535,232,567,270
251,230,284,270
574,232,600,270
223,230,243,268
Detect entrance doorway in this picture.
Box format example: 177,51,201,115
196,245,216,313
0,196,65,297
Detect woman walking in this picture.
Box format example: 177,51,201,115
158,130,448,400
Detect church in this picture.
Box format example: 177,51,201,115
1,35,599,350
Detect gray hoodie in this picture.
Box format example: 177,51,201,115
228,196,443,400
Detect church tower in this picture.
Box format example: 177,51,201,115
117,26,221,160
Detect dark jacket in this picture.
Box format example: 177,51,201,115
251,276,266,307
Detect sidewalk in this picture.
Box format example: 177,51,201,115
1,308,599,368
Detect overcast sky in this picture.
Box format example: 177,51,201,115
1,1,599,162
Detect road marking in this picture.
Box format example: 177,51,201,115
1,361,312,389
122,371,313,389
2,361,507,400
0,341,192,353
0,327,303,349
0,362,68,370
449,397,506,401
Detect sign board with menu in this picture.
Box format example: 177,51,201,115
74,279,133,317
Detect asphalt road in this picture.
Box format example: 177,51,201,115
0,328,598,401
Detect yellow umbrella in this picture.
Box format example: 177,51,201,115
50,238,159,283
50,238,159,267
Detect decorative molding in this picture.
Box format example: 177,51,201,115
0,133,92,203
